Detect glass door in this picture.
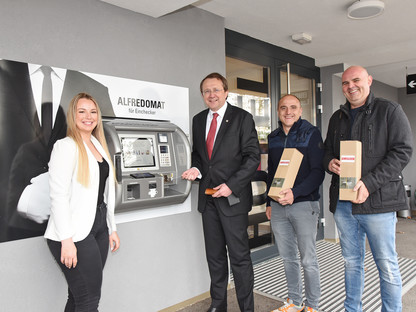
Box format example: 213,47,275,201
279,63,324,240
225,29,323,261
279,64,317,126
226,56,273,250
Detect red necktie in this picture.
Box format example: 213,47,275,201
206,113,218,159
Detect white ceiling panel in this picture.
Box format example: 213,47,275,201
99,0,198,18
98,0,416,88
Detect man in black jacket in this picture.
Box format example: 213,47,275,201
182,73,260,312
323,66,413,312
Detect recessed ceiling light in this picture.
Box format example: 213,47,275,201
347,0,385,19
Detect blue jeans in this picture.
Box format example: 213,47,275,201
334,200,402,312
270,201,320,309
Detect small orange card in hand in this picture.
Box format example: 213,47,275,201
205,188,216,195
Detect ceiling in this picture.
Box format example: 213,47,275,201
100,0,416,88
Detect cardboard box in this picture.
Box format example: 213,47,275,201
268,148,303,201
339,140,362,201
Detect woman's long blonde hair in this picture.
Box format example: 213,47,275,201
66,93,113,187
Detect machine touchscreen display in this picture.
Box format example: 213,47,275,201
121,137,155,168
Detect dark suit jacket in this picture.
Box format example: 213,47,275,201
0,60,114,241
191,103,260,217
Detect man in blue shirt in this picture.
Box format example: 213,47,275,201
266,94,325,312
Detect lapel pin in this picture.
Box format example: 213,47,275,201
226,120,229,123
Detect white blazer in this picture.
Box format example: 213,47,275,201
44,136,117,242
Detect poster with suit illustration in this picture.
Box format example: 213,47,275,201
0,58,189,242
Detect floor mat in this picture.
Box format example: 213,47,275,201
253,240,416,312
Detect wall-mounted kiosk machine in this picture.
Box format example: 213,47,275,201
103,118,191,213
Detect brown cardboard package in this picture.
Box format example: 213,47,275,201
268,148,303,201
339,140,362,201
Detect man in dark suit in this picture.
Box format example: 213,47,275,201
0,59,114,242
182,73,260,312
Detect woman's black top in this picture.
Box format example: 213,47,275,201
97,158,109,205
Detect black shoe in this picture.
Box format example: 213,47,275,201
207,307,227,312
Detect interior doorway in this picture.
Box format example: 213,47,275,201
226,29,322,262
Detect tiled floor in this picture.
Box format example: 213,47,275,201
253,239,416,312
176,217,416,312
253,217,416,312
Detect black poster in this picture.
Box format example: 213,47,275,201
0,59,115,242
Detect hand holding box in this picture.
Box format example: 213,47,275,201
339,140,362,201
268,148,303,201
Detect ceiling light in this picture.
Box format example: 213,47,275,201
347,0,385,19
291,33,312,45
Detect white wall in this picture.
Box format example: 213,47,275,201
320,64,346,241
399,89,416,208
0,0,226,311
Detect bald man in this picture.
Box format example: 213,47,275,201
266,95,325,312
323,66,413,312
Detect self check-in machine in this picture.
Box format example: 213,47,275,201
103,118,191,213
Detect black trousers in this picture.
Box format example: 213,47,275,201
47,203,109,312
202,198,254,312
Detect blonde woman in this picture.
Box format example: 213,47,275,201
45,93,120,311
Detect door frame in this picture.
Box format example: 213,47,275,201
226,29,324,263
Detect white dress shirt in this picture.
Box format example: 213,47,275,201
193,102,229,179
28,64,66,126
205,102,228,142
